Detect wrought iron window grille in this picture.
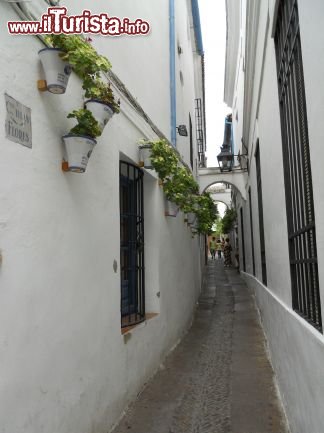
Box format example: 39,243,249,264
120,161,145,328
195,98,206,168
274,0,322,331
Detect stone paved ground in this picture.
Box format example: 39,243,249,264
111,260,290,433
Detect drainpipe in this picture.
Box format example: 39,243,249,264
191,0,204,56
169,0,177,147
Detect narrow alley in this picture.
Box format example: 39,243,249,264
2,1,324,432
111,260,289,433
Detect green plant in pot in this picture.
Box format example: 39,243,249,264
149,139,179,181
138,138,217,231
39,35,78,94
181,195,198,224
45,34,111,79
62,109,101,173
163,167,199,207
67,108,102,138
43,34,121,172
46,34,120,131
84,77,120,113
84,78,120,132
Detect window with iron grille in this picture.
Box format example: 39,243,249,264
195,98,206,167
274,0,322,331
120,161,145,328
189,114,193,169
255,142,267,286
249,187,256,276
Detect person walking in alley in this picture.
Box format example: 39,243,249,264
216,239,223,259
223,237,232,267
209,236,217,260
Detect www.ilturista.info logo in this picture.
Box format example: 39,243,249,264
7,7,150,36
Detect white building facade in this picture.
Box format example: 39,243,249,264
225,0,324,432
0,1,206,432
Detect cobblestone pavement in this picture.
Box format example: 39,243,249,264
111,260,290,433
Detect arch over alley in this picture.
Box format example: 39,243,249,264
209,190,232,209
198,167,247,201
211,198,230,211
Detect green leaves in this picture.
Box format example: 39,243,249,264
195,193,218,235
142,138,218,234
163,167,199,205
68,109,102,138
46,34,111,78
45,34,120,133
84,79,120,113
221,208,237,234
149,139,178,181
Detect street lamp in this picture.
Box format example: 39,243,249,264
217,118,234,172
176,125,188,137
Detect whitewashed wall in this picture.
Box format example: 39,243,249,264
228,0,324,432
0,2,203,432
70,0,171,141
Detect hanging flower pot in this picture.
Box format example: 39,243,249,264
165,199,179,217
62,109,101,173
84,99,114,132
138,144,153,169
38,48,72,94
187,212,196,226
62,134,97,173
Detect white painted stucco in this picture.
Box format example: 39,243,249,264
0,1,205,432
210,191,232,209
198,167,247,200
225,0,324,432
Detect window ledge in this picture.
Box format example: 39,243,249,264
121,313,159,335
